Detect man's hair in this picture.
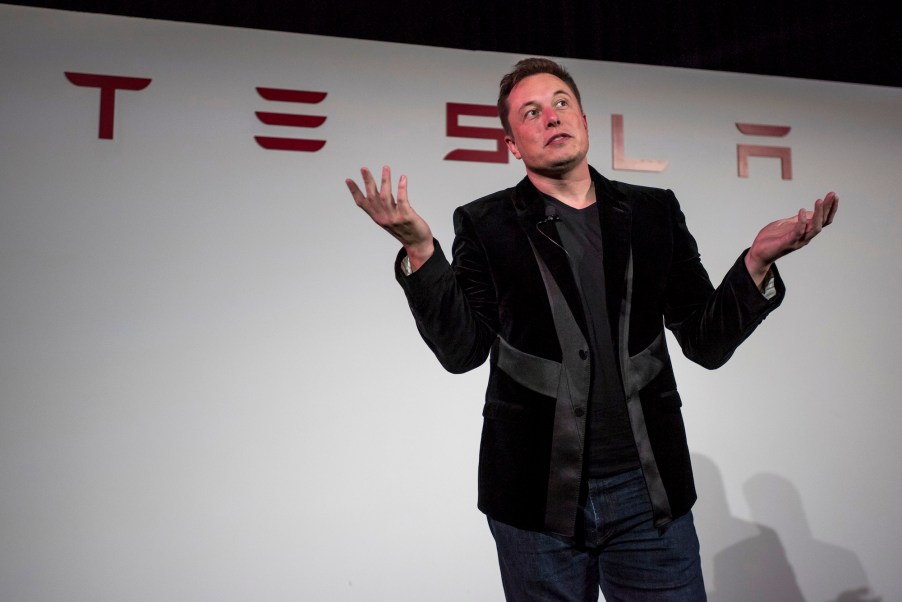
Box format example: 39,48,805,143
497,57,583,137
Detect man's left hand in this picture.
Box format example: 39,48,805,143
745,191,839,287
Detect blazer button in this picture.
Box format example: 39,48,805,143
578,349,588,360
574,407,585,417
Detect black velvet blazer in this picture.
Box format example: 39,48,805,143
396,167,784,536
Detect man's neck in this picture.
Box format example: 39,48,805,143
526,163,595,209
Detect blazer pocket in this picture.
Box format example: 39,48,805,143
627,332,667,395
483,386,556,423
483,399,528,422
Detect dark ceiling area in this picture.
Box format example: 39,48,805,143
8,1,900,88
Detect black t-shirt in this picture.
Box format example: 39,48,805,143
543,195,640,477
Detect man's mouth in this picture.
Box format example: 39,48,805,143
545,133,571,146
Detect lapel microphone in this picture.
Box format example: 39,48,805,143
538,206,561,225
536,205,569,256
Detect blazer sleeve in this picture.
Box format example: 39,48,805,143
662,191,786,369
394,208,500,374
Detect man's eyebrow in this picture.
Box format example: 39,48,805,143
515,89,573,113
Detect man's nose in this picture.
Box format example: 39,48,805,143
543,107,561,126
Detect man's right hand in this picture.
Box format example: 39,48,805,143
346,165,434,272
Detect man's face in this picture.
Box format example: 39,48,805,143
504,73,589,177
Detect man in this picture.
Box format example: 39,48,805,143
346,58,837,601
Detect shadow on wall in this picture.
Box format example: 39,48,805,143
691,454,880,602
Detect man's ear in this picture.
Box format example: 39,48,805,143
505,136,522,160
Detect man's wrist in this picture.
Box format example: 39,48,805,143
744,250,772,290
403,240,435,274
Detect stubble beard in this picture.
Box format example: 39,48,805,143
529,147,588,179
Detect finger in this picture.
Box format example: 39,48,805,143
806,198,824,239
380,165,396,205
345,178,366,207
397,174,410,209
823,192,839,226
794,207,807,240
361,167,378,199
812,197,825,225
364,166,396,218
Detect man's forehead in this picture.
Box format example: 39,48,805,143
510,73,576,103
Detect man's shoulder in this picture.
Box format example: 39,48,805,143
456,184,520,220
592,168,675,206
608,179,669,198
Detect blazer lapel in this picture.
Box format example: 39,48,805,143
511,177,589,339
593,169,633,353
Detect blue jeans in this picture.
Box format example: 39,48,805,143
488,468,706,601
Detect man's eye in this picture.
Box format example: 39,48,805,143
556,99,568,107
525,109,538,118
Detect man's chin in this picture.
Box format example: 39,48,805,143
530,156,586,177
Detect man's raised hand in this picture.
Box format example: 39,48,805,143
346,165,434,271
745,191,839,286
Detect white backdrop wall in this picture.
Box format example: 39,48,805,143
1,5,901,601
